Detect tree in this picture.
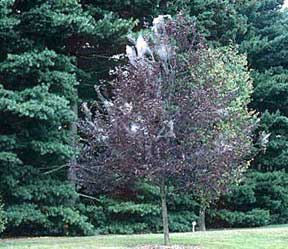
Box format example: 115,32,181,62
71,1,135,102
72,15,254,244
211,1,288,226
211,170,288,227
0,0,98,235
238,0,287,69
162,0,248,45
244,5,288,173
0,0,151,236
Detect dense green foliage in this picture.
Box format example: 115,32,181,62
163,0,248,45
0,0,288,236
210,209,270,228
77,183,199,234
0,0,95,235
74,1,135,101
209,171,288,228
205,0,288,229
0,0,99,236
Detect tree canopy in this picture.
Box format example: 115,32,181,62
72,15,255,244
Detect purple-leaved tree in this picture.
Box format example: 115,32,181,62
71,15,255,245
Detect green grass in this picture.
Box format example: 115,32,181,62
1,226,288,249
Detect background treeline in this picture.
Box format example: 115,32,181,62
0,0,288,236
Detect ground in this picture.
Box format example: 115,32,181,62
1,225,288,249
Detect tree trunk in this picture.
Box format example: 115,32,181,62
71,100,78,146
68,96,78,181
198,206,206,232
160,180,170,245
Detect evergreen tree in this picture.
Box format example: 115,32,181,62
211,171,288,227
72,1,135,102
163,0,248,45
238,0,287,69
0,0,98,235
244,3,288,173
0,0,147,236
213,0,288,226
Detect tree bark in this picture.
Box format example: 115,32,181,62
69,95,78,181
198,206,206,231
71,100,78,147
160,180,170,245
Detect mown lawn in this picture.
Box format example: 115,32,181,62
1,225,288,249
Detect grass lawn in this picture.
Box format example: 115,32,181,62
1,225,288,249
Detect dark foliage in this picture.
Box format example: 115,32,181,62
72,15,254,242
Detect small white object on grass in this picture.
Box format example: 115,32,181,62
192,221,197,233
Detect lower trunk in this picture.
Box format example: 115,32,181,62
69,98,78,181
198,206,206,231
160,180,170,245
71,100,78,151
